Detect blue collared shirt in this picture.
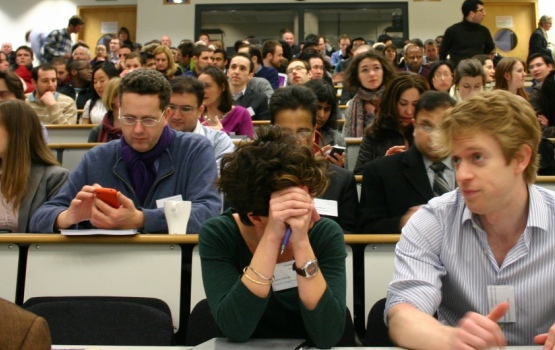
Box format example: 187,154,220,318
386,185,555,345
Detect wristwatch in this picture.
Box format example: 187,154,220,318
292,259,319,278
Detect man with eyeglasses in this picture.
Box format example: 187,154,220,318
358,91,456,234
439,0,494,68
31,69,221,234
168,76,234,171
286,59,311,86
25,64,77,124
57,59,93,111
399,43,431,79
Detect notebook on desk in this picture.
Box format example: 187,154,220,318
193,338,308,350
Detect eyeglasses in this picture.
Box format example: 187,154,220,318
414,123,435,133
294,130,313,139
287,66,307,74
434,73,453,80
168,104,197,115
118,110,165,127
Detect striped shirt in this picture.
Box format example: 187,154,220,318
386,185,555,345
25,91,77,124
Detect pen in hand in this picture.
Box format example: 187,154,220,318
280,226,292,255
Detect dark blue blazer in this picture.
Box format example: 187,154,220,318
255,66,279,90
358,145,434,233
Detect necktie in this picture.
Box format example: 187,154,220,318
430,162,450,196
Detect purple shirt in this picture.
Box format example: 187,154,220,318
200,105,254,138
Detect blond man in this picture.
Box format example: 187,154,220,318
386,90,555,349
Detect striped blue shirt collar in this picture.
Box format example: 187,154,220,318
460,184,550,233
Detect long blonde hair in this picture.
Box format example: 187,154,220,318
153,45,178,78
0,100,59,209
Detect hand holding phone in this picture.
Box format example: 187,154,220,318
329,146,346,157
95,188,120,208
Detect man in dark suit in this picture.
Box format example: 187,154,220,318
0,297,51,349
227,53,269,121
238,44,279,90
270,84,358,233
528,15,553,60
358,91,456,233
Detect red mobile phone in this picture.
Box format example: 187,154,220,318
95,188,120,208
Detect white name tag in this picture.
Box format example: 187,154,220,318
487,285,516,323
156,195,183,209
314,198,338,217
247,107,255,117
272,260,298,292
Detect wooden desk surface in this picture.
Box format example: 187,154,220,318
0,234,399,245
45,124,97,129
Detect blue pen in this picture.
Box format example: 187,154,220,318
280,226,292,255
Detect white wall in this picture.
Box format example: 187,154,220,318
1,0,549,50
0,0,136,48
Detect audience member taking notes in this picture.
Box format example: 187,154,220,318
30,69,221,234
386,90,555,349
199,126,347,348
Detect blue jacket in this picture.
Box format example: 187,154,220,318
255,66,279,90
30,130,222,233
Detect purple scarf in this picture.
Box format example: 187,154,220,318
120,125,173,205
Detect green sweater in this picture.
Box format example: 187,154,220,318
199,210,347,348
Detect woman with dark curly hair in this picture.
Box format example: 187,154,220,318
354,72,429,174
199,125,347,348
342,50,397,137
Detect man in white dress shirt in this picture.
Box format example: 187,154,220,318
386,90,555,349
168,76,234,171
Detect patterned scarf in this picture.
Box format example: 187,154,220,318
349,85,385,137
120,125,173,205
97,112,122,142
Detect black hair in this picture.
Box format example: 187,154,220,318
169,76,204,108
118,69,171,110
415,91,456,117
304,79,339,130
462,0,484,17
270,85,318,126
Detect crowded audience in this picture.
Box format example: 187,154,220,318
4,1,555,348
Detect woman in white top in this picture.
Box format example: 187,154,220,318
81,61,119,124
449,58,486,102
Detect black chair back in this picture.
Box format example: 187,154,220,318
23,296,174,345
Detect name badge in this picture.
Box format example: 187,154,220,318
487,285,516,323
247,107,255,117
314,198,338,217
272,260,298,292
156,195,183,209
